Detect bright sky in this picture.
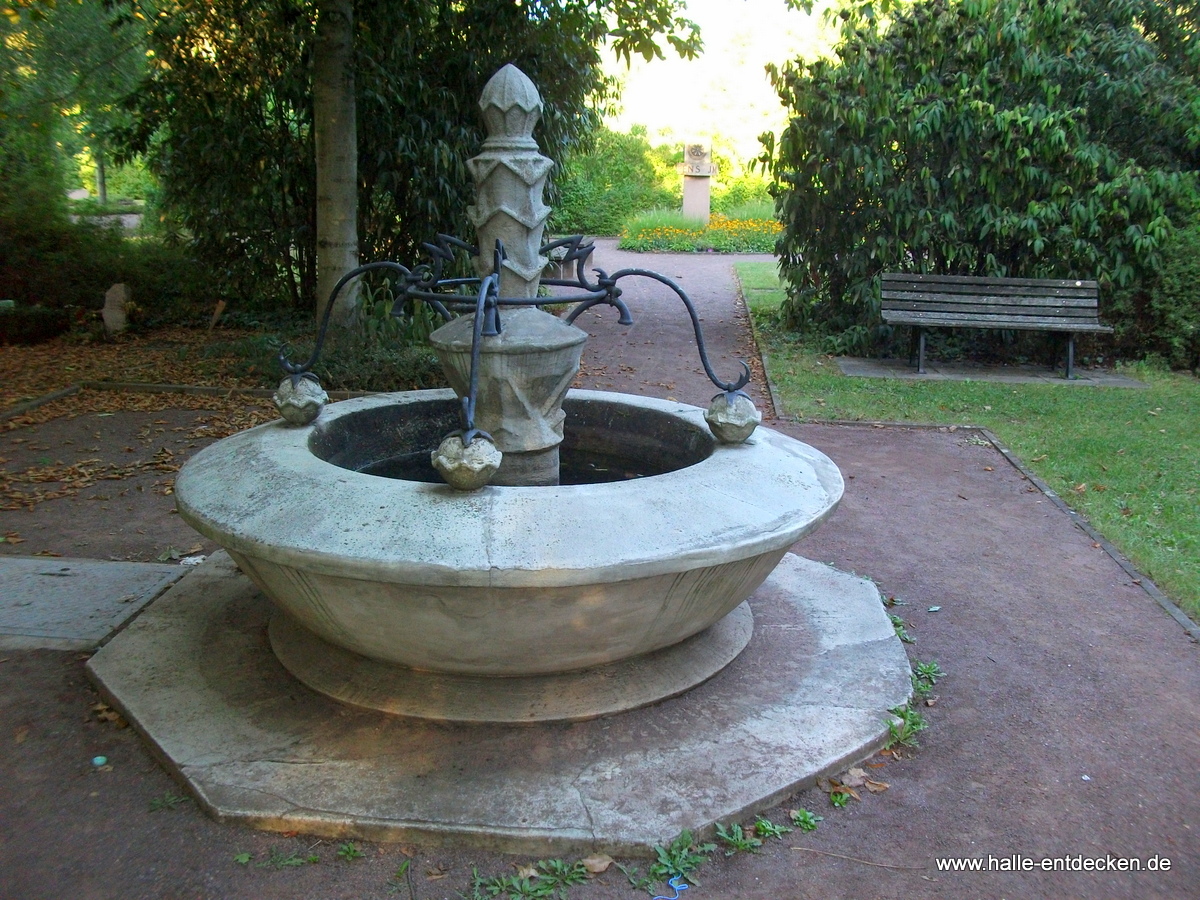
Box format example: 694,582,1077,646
604,0,838,167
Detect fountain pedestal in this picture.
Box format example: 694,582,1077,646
430,308,587,486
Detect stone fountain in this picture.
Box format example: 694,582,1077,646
87,66,910,853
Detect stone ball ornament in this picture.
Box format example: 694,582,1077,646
705,391,762,443
273,373,328,426
431,432,503,490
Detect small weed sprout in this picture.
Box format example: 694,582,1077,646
911,660,947,696
233,851,253,865
537,859,588,896
714,821,763,855
790,808,823,832
913,660,946,684
336,841,365,862
888,613,914,643
886,703,929,749
753,816,793,839
148,791,188,812
829,791,851,809
257,846,311,869
649,830,715,884
385,859,411,895
615,862,656,893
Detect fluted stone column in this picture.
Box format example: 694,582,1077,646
430,65,587,486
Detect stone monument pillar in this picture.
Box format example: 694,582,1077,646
430,65,587,487
680,142,716,225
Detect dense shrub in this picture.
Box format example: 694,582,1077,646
711,173,772,215
550,126,676,235
764,0,1200,358
0,218,210,331
1135,222,1200,369
0,304,72,344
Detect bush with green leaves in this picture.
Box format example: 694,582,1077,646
1141,221,1200,369
764,0,1200,357
550,126,676,235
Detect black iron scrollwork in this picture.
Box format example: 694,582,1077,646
280,235,753,438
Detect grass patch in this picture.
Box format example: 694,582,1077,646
736,261,1200,620
619,208,780,253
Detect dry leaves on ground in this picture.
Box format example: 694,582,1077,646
0,326,267,411
1,389,276,510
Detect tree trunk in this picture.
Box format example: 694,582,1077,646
313,0,358,324
94,144,107,206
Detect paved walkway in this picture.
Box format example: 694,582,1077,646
0,245,1197,899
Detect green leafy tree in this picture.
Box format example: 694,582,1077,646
764,0,1200,354
117,0,702,316
550,125,675,234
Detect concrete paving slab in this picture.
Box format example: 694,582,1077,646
87,551,911,855
0,556,185,650
836,356,1147,387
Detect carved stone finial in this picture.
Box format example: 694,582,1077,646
478,63,542,150
467,64,554,299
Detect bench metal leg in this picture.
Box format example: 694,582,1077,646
1065,333,1075,379
917,327,927,374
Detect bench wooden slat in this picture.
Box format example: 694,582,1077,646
882,292,1099,310
880,271,1111,378
883,283,1097,301
882,273,1098,292
883,312,1113,332
884,303,1104,320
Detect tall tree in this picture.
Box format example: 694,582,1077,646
313,0,358,322
118,0,701,318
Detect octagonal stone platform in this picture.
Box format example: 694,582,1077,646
87,552,910,855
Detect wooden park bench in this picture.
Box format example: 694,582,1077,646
881,273,1113,379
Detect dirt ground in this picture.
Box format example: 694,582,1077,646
2,244,1198,899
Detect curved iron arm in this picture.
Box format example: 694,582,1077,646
277,236,750,401
456,266,500,446
566,266,751,395
278,260,453,381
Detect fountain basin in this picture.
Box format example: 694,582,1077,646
175,389,842,679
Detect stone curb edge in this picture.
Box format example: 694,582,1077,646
779,415,1200,644
978,425,1200,643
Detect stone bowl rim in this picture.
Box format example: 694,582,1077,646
175,389,844,588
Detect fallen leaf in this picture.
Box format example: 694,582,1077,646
426,866,448,880
14,725,29,744
33,550,62,557
92,703,128,728
864,778,890,793
1031,454,1048,462
817,777,860,801
581,853,614,874
1073,483,1087,493
842,768,868,788
983,466,994,472
514,864,538,879
3,532,24,544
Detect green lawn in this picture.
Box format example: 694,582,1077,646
736,262,1200,621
